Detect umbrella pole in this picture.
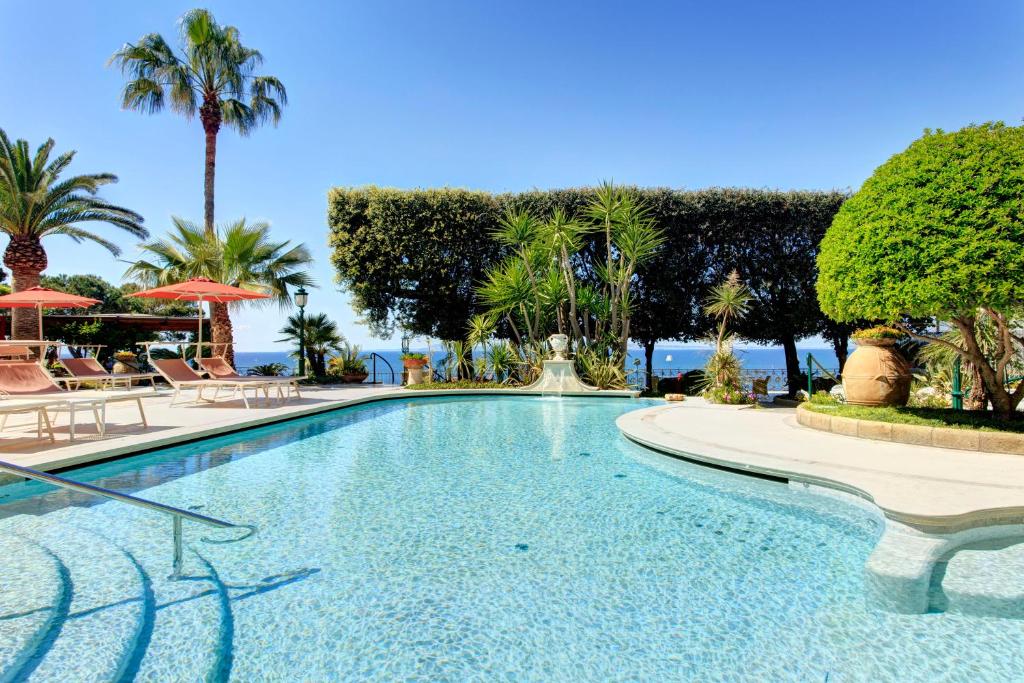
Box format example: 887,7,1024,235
37,305,42,340
197,297,203,361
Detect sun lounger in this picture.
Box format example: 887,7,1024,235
0,360,151,439
57,357,158,390
152,359,271,409
198,356,302,402
0,398,66,442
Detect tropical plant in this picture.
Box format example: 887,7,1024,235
125,216,313,367
818,123,1024,419
575,347,627,389
329,343,368,375
110,9,287,233
247,362,287,376
0,129,147,339
488,341,517,383
701,272,751,400
277,312,343,378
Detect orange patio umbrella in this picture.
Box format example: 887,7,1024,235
0,286,101,339
128,277,270,352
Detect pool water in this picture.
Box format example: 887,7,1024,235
0,396,1022,681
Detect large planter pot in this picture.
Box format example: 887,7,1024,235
842,339,911,407
341,372,368,384
406,366,425,385
113,360,140,374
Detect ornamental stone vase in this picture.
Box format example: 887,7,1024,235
548,334,569,360
842,339,911,407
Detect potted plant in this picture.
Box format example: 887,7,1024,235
112,351,141,374
400,352,429,385
843,326,912,406
328,344,369,383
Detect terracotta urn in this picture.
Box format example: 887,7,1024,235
342,373,368,384
842,338,911,407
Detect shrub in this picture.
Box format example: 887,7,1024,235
576,349,627,389
329,343,368,375
248,362,288,377
817,123,1024,419
703,385,756,405
851,326,905,342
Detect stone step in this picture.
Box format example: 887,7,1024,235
0,516,70,682
930,539,1024,619
50,504,233,683
5,511,150,683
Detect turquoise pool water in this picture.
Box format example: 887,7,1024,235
0,396,1021,681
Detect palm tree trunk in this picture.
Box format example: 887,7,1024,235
3,236,48,342
210,302,235,368
200,100,221,235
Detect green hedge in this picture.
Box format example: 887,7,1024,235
328,186,847,391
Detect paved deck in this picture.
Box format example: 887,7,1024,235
616,399,1024,534
0,385,398,475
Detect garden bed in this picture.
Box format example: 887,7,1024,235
796,403,1024,455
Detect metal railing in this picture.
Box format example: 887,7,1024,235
626,367,803,392
0,460,255,578
367,352,401,384
806,353,841,396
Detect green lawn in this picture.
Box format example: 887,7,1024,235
804,403,1024,433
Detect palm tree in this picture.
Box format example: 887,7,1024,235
125,217,313,367
277,313,344,377
111,9,287,342
0,129,147,339
110,9,287,233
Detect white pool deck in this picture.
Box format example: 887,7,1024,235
616,399,1024,534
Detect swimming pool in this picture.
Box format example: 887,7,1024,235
0,395,1021,681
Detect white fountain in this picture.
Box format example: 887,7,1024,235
524,334,598,396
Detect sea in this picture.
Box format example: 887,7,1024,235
235,345,840,380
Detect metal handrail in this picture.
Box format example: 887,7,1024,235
368,352,399,384
0,460,255,578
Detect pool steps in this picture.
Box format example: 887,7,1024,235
0,506,234,682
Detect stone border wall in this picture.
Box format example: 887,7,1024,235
795,404,1024,455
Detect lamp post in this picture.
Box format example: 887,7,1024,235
295,286,309,376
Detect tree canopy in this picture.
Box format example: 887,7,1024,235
817,122,1024,418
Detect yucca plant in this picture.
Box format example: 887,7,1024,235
576,348,627,389
488,341,517,383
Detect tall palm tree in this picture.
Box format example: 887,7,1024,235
0,129,147,339
111,9,287,233
125,217,313,367
111,9,287,340
277,313,344,377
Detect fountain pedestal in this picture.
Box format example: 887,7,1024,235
524,359,597,394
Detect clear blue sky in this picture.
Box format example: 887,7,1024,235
1,1,1022,350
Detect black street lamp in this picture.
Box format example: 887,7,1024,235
295,286,309,376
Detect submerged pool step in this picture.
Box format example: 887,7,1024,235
46,504,233,683
0,519,69,683
930,540,1024,618
4,512,151,683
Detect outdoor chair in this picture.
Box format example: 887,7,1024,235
57,356,158,391
152,358,271,409
198,356,302,402
0,359,150,440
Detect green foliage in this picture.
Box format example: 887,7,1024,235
328,187,503,339
328,343,367,375
819,123,1024,322
851,326,905,342
400,352,428,361
405,380,506,391
125,216,313,309
803,403,1024,433
817,123,1024,418
702,385,756,405
575,348,627,389
247,362,288,376
0,129,147,254
277,312,344,377
110,9,287,136
328,185,846,391
808,390,839,406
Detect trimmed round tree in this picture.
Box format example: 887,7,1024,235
817,123,1024,419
